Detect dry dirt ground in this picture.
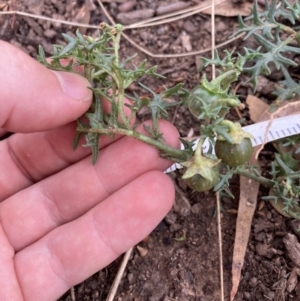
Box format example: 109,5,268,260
1,1,300,301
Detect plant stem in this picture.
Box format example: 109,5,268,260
117,89,131,129
77,127,190,162
280,172,300,180
280,24,295,35
219,120,236,133
112,29,122,66
194,138,204,165
111,28,131,129
295,33,300,47
235,167,275,188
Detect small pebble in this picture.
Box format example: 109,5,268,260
116,9,155,25
119,0,136,12
44,29,57,39
249,277,258,288
127,273,134,283
243,292,251,300
165,212,177,225
136,245,148,257
156,2,190,15
183,20,198,33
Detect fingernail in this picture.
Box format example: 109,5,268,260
52,71,92,101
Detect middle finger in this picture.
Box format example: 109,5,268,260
0,120,179,251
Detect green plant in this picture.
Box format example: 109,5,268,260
38,23,190,165
234,0,300,102
37,0,300,216
215,121,253,168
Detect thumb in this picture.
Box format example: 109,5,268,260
0,41,92,133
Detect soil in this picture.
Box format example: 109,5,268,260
1,1,300,301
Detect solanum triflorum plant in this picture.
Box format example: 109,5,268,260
38,0,300,216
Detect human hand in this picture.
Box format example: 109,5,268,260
0,41,179,301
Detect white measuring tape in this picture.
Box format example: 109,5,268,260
165,114,300,173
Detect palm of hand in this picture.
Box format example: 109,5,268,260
0,41,178,301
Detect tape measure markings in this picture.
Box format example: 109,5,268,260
164,114,300,173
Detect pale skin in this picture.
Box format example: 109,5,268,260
0,41,180,301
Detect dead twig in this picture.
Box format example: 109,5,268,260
216,191,225,301
0,10,101,28
0,0,244,58
124,0,227,29
70,286,76,301
96,0,244,58
210,2,224,298
106,247,133,301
